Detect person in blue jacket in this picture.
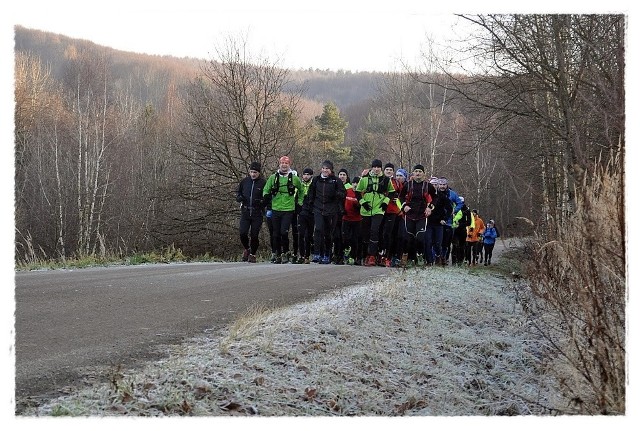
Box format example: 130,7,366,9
482,219,500,265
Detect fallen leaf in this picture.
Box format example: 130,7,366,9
304,387,317,400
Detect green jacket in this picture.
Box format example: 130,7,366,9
300,179,312,199
263,171,303,211
356,172,395,216
452,206,474,229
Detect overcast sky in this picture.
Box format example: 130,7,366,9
7,0,475,72
7,0,635,72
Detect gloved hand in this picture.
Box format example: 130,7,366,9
295,204,302,215
362,201,372,211
266,209,273,218
380,202,388,212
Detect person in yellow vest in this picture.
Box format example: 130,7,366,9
356,159,396,266
295,167,315,264
452,197,472,265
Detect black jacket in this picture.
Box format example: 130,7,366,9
307,174,345,216
428,188,452,225
236,176,267,217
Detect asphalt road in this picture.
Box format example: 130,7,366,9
14,261,388,408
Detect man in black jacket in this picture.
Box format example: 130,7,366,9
423,176,451,266
236,161,267,263
306,160,345,264
452,197,472,265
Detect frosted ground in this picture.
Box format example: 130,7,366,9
20,249,567,417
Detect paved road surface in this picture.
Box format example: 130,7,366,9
14,262,388,407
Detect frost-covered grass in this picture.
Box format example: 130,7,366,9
20,266,564,417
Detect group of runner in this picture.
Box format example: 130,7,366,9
236,156,499,268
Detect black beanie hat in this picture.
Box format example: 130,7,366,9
384,162,395,171
322,160,334,172
249,161,261,172
413,164,425,172
302,167,314,175
371,159,383,168
338,168,350,183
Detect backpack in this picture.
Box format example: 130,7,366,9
365,174,390,194
271,172,296,196
405,180,432,205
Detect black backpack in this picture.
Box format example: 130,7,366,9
271,172,296,196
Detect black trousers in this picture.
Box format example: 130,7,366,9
452,226,467,264
313,213,339,257
441,225,453,261
401,217,428,260
341,219,361,260
361,214,384,257
483,243,495,262
239,209,263,255
297,212,314,258
271,210,294,255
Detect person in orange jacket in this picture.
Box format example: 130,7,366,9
466,209,485,265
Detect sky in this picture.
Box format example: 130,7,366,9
3,0,640,425
6,0,471,73
4,1,637,72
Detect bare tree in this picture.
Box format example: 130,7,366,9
15,52,66,260
160,35,306,254
440,14,624,228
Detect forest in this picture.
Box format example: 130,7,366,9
14,16,624,263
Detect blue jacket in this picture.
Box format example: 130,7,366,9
483,226,498,245
444,188,464,225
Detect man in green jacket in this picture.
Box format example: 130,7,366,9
263,156,304,263
356,159,396,266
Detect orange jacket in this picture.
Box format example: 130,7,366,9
466,214,485,242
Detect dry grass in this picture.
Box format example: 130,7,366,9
526,155,625,414
21,265,567,417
